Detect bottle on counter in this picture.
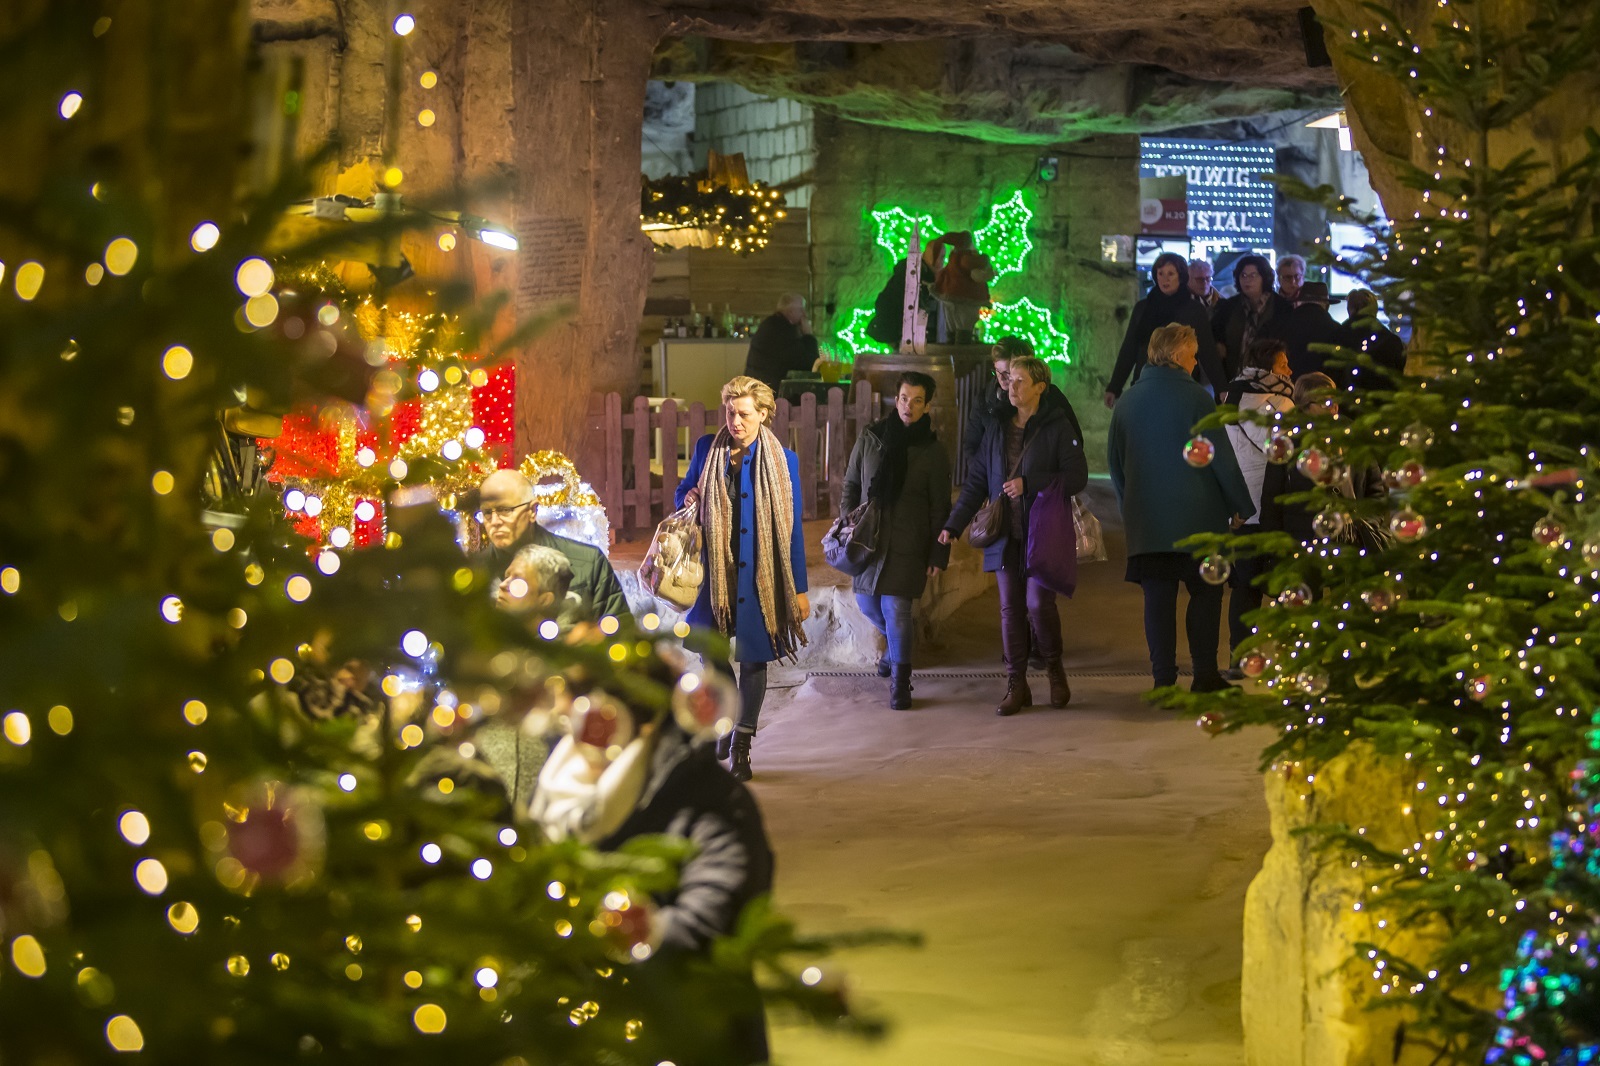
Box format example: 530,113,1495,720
689,303,703,337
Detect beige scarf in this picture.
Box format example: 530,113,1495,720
698,425,807,661
528,733,655,844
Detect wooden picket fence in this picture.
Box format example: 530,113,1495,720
582,387,883,538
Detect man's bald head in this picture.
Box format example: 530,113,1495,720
478,469,536,548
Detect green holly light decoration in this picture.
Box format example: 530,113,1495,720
973,191,1033,281
979,298,1071,364
868,206,942,265
834,306,892,360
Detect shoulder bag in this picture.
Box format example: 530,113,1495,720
822,498,882,576
967,430,1035,550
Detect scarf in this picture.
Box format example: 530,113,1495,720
699,426,807,661
528,732,655,845
1239,294,1277,356
866,414,934,505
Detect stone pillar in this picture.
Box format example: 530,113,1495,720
509,0,663,460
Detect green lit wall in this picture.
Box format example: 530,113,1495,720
809,116,1141,468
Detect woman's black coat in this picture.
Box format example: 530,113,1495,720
839,417,953,598
1211,292,1297,380
943,386,1089,572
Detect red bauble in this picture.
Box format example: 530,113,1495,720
1240,652,1269,678
1384,460,1425,491
1182,437,1215,468
1196,711,1227,736
228,807,300,879
1296,447,1334,485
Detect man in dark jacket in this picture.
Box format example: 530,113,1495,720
477,469,630,621
1263,281,1363,381
959,336,1032,471
1343,288,1407,393
743,292,820,391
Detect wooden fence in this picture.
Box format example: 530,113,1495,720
582,387,883,538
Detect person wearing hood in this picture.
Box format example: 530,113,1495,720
528,674,776,1065
840,372,952,709
1105,252,1224,407
942,356,1088,716
1211,254,1296,382
1218,338,1297,663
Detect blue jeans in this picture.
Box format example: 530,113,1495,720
856,593,915,666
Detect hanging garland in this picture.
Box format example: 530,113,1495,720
640,175,787,254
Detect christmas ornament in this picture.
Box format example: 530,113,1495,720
1240,652,1269,678
671,670,737,739
225,783,323,884
1265,430,1296,465
1532,515,1565,547
1312,507,1349,540
1390,507,1427,542
1384,460,1426,491
596,891,656,963
1199,555,1232,585
1467,675,1492,701
1399,423,1435,451
1583,536,1600,570
1297,671,1329,697
1361,587,1397,612
1196,711,1227,736
1296,447,1334,485
1182,436,1215,468
1277,584,1313,608
571,695,633,753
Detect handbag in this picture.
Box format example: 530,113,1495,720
1072,495,1107,562
1025,482,1079,596
967,432,1035,550
822,498,882,576
638,501,704,610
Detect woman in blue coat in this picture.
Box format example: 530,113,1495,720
676,376,810,781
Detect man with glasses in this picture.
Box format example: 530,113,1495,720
1187,258,1221,310
476,469,630,622
960,336,1032,471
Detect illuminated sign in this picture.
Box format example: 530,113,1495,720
1139,139,1275,249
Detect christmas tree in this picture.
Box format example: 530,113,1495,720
0,3,889,1062
1178,0,1600,1060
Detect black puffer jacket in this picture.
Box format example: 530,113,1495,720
597,722,775,1065
944,386,1088,572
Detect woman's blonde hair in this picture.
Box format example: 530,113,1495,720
1008,355,1051,386
720,375,777,422
1147,323,1198,367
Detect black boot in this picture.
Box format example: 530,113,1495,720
876,653,892,678
729,731,753,781
890,665,913,710
997,674,1032,716
715,730,733,761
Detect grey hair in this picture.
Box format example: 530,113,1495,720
1147,323,1198,368
509,544,574,600
1293,372,1338,408
1187,258,1213,275
777,291,805,311
1279,254,1307,272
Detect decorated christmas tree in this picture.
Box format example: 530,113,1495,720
1180,1,1600,1060
0,3,887,1062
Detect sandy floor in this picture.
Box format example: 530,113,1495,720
740,485,1271,1065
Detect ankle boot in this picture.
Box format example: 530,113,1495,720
1046,660,1071,708
890,665,913,710
997,674,1032,716
729,732,753,781
876,653,892,678
715,730,733,761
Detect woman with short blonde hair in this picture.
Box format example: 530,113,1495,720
676,375,809,780
1146,323,1198,369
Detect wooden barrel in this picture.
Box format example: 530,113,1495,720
852,352,960,467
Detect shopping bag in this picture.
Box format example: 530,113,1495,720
1025,483,1078,597
638,501,704,610
1073,494,1107,562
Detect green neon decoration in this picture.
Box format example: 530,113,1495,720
979,298,1072,364
973,190,1033,280
869,206,941,263
835,306,890,359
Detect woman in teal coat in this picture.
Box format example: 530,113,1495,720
677,376,810,781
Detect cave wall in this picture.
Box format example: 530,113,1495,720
693,83,817,208
810,116,1138,467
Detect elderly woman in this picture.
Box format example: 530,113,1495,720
1211,254,1295,381
841,371,952,709
1108,324,1254,692
1260,372,1388,547
676,376,810,780
1219,337,1297,660
942,356,1088,716
1105,252,1223,408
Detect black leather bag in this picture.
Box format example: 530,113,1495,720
822,499,882,575
966,432,1034,550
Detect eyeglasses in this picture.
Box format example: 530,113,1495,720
476,500,532,524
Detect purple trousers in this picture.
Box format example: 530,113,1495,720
996,557,1062,674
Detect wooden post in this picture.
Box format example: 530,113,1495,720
796,391,818,519
630,394,652,533
825,387,847,516
602,391,624,529
659,398,680,518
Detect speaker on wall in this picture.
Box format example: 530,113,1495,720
1299,5,1333,67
